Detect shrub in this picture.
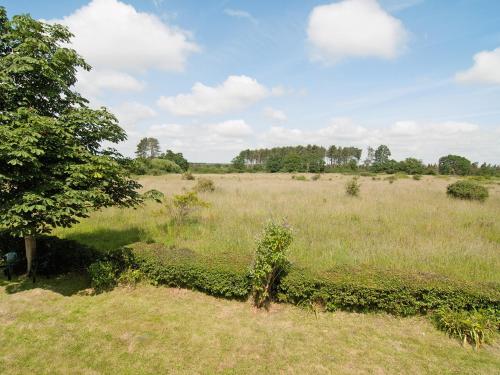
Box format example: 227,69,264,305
277,267,500,316
311,174,321,181
194,177,215,192
292,175,307,181
413,174,422,180
385,175,396,184
447,180,488,202
182,172,195,180
433,308,498,349
133,243,251,299
118,268,143,288
171,191,209,222
345,177,360,196
88,261,119,293
250,220,293,308
143,189,165,203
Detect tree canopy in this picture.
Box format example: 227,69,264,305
0,8,141,271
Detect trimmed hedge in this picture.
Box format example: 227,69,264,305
277,267,500,316
132,243,251,299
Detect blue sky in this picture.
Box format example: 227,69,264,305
3,0,500,163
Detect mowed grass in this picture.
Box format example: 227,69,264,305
1,275,499,375
55,174,500,284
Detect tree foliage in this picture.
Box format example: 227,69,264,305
135,137,161,159
0,9,141,268
439,155,472,176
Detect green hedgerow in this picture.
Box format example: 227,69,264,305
250,220,293,309
446,180,488,202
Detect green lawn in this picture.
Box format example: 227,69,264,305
1,275,499,374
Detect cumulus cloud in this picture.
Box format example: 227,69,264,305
261,118,497,163
455,47,500,84
111,102,157,128
264,107,287,122
157,75,273,116
51,0,199,98
307,0,408,63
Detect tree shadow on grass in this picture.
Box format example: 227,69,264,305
1,273,90,297
63,227,149,251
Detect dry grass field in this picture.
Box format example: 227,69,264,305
55,173,500,284
1,275,499,375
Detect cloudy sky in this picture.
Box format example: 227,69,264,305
4,0,500,163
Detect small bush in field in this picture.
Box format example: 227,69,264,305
88,261,118,293
292,175,307,181
432,308,498,349
171,191,209,222
143,189,165,203
413,174,422,180
251,220,293,309
194,177,215,192
345,177,360,196
118,268,143,288
447,180,488,202
311,174,321,181
182,172,195,180
385,175,396,184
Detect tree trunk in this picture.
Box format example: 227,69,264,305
25,235,36,275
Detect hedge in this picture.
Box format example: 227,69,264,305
277,266,500,316
131,243,251,299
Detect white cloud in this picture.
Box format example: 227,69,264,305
224,9,258,24
75,69,145,98
157,75,272,116
54,0,199,72
307,0,408,63
207,120,253,138
111,102,156,128
456,47,500,84
51,0,199,99
264,107,287,122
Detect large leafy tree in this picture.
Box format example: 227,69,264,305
374,145,391,165
438,155,471,176
0,8,141,273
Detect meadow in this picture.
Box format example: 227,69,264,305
55,173,500,285
1,275,499,375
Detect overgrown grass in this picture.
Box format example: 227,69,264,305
54,174,500,284
1,276,499,374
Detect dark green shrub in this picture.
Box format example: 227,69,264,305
433,308,499,348
133,243,251,299
277,267,500,316
143,189,165,203
194,177,215,192
447,180,488,202
292,175,307,181
345,177,360,196
250,220,293,308
88,260,119,292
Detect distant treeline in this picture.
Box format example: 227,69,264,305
126,137,499,176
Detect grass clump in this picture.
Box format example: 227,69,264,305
182,171,195,180
385,175,397,184
433,308,499,349
345,176,360,196
194,177,215,192
311,174,321,181
447,180,489,202
292,175,307,181
251,220,293,308
413,174,422,180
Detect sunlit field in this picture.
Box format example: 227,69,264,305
1,275,499,375
54,174,500,285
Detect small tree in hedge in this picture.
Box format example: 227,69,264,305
251,220,293,308
0,9,141,274
446,180,488,202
